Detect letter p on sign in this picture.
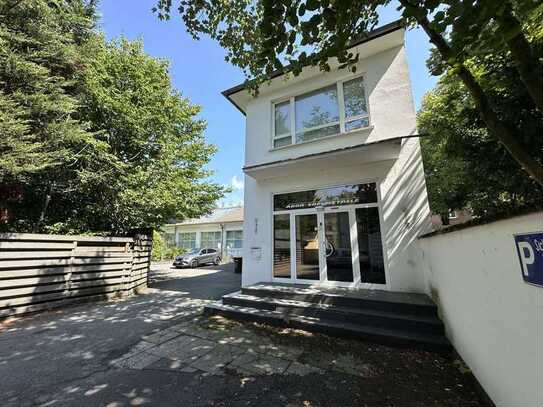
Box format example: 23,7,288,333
514,232,543,287
517,241,534,277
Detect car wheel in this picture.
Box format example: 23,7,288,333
214,257,221,265
190,259,198,268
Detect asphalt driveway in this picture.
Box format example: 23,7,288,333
0,262,241,407
0,262,487,407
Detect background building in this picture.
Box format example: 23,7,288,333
163,207,244,260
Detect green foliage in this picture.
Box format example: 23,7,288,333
0,0,225,233
418,46,543,218
0,0,97,178
151,230,185,261
155,0,543,186
153,1,540,89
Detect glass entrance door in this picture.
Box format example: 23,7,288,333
322,211,355,283
272,183,387,288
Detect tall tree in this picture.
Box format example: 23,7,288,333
71,37,225,232
0,0,97,179
154,0,543,185
418,43,543,219
1,0,225,233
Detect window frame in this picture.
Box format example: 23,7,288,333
200,231,222,249
271,74,370,149
178,232,197,249
226,230,243,249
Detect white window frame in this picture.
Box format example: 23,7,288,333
271,74,370,149
200,231,222,249
178,232,197,249
269,179,391,291
226,230,243,249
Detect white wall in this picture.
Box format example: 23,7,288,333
242,137,431,291
244,45,417,168
418,212,543,407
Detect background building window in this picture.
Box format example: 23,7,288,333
226,230,243,255
201,231,222,249
179,232,196,249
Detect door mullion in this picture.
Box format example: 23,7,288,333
349,208,361,285
318,211,327,283
290,213,296,281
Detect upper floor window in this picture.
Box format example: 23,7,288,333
273,76,369,148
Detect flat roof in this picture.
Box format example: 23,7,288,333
222,19,405,113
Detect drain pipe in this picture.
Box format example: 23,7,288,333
220,223,225,260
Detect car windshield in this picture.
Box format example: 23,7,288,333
187,248,200,254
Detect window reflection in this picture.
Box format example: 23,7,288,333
295,214,319,280
274,183,377,211
273,214,291,278
356,207,385,284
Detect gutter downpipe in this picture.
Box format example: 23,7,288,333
220,223,225,260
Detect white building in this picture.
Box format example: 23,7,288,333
223,20,431,292
164,207,244,259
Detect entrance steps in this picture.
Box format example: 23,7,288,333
204,283,452,353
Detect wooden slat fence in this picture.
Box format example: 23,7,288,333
0,231,152,318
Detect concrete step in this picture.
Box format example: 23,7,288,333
241,283,438,317
204,301,452,353
222,291,445,335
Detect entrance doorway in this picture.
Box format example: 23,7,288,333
272,183,387,288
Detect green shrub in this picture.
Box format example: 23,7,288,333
151,231,186,261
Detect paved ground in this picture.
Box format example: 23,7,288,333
0,262,487,406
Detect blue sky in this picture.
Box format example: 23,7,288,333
98,0,437,207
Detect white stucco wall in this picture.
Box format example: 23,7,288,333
244,44,417,168
242,137,431,291
240,30,430,291
418,212,543,407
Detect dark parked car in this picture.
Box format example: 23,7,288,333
173,248,221,268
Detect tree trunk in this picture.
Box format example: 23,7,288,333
398,0,543,187
37,183,53,231
498,2,543,114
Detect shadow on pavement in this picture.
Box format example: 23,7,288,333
149,262,241,301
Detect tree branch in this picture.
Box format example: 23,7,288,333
398,0,543,186
497,2,543,114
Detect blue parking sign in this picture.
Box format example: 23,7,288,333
514,232,543,287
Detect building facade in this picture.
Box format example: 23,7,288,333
164,207,244,259
224,21,432,292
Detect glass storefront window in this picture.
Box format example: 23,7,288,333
273,215,291,278
274,183,377,211
295,214,320,280
324,211,354,282
356,207,385,284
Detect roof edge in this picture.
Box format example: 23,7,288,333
222,19,405,105
243,133,422,172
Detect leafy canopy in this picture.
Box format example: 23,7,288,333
419,34,543,218
155,0,543,187
153,0,542,86
0,0,225,234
